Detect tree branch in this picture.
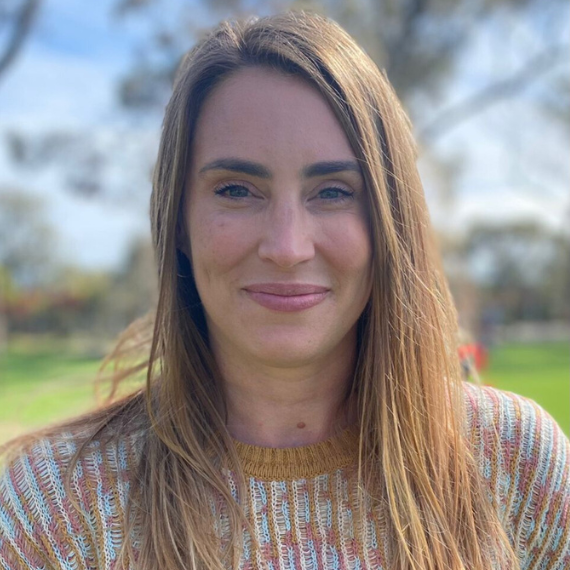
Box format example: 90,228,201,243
0,0,41,83
417,44,569,143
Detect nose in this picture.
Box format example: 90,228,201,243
257,199,315,268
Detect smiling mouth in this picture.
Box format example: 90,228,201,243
243,283,330,312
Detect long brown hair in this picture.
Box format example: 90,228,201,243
9,11,519,570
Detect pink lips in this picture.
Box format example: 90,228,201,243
243,283,329,312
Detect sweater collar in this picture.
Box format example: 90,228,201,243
232,425,359,480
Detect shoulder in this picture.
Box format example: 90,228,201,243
0,429,142,569
462,381,568,468
462,381,570,569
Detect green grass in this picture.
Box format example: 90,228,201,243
482,341,569,437
0,346,102,443
0,340,568,444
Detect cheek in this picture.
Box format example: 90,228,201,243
323,216,372,278
189,212,255,282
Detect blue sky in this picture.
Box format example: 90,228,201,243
1,0,155,268
1,0,568,270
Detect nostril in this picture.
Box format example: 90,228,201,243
257,239,315,268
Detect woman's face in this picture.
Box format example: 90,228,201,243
183,67,372,368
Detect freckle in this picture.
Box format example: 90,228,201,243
297,422,306,429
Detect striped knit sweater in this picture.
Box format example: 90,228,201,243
0,382,569,569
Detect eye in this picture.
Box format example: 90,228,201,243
214,183,252,199
315,186,354,202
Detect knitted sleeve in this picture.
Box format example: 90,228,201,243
464,382,570,570
0,434,135,570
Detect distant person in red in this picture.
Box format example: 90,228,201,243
458,342,489,373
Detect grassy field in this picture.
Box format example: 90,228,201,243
0,340,568,444
481,341,569,436
0,347,102,443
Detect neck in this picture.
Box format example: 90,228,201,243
214,339,357,448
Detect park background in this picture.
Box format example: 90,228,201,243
0,0,568,443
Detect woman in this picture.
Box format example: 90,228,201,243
1,11,568,570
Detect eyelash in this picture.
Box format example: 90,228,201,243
316,185,355,202
214,183,252,199
213,183,355,202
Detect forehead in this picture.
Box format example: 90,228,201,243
191,67,355,166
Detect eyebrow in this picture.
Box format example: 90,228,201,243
198,158,362,179
199,158,271,178
302,160,362,178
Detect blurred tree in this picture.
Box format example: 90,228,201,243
113,0,569,128
4,239,158,345
0,265,15,351
0,188,56,287
0,187,56,351
460,220,570,325
100,237,158,333
5,128,156,204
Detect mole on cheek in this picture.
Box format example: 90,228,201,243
297,422,306,429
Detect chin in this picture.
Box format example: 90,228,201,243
244,330,334,367
251,348,322,368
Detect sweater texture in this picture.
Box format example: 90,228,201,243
1,382,569,569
